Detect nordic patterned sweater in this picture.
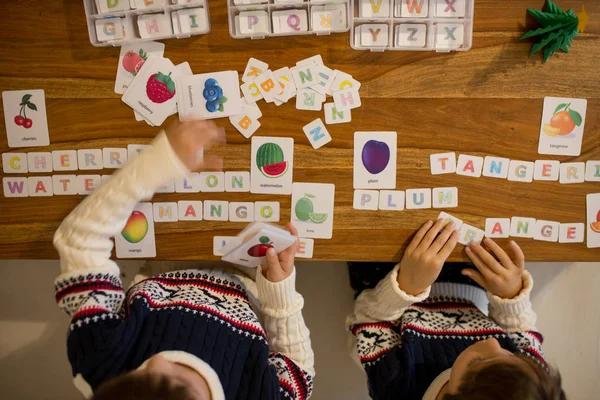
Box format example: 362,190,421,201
53,132,314,400
346,264,544,400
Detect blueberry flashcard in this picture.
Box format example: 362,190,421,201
586,193,600,248
115,202,156,258
250,136,294,194
122,55,179,126
176,71,242,120
291,183,335,239
3,90,50,148
114,41,165,94
354,131,397,189
538,97,587,156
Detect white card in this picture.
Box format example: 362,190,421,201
238,11,269,35
399,0,428,17
291,183,335,239
330,71,361,93
254,70,278,103
272,9,308,34
153,202,178,222
510,217,536,238
456,154,483,178
559,223,585,243
432,187,458,208
250,136,294,195
255,201,280,222
360,24,389,47
204,200,229,221
229,202,254,222
587,193,600,248
303,119,332,149
507,160,534,183
122,55,179,126
52,150,78,171
538,97,587,156
222,227,296,268
273,67,297,103
52,175,77,195
3,90,50,148
296,55,324,66
436,0,465,17
354,190,379,210
482,156,510,179
332,88,361,111
296,89,325,111
242,58,269,83
290,64,319,90
114,42,165,94
324,103,351,124
95,17,125,41
77,175,102,195
533,160,560,181
137,13,172,39
533,220,559,242
102,148,128,169
438,212,463,231
430,152,456,175
559,162,585,184
26,152,52,173
485,218,510,238
435,23,464,50
115,203,156,258
458,223,485,246
378,190,405,211
177,8,207,34
296,238,315,258
354,131,397,189
178,200,203,221
230,113,261,138
585,161,600,182
176,71,242,120
3,177,28,197
2,153,27,173
360,0,390,17
175,173,201,193
406,188,432,209
225,171,250,192
213,236,241,256
199,171,225,192
311,65,334,96
241,81,263,104
395,23,427,48
77,149,103,170
28,176,53,197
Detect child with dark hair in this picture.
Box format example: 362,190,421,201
53,120,314,400
347,219,565,400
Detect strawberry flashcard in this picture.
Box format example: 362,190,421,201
175,71,242,120
122,55,179,127
2,90,50,148
114,41,165,94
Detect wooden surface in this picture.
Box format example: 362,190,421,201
0,0,599,261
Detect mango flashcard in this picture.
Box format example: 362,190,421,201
292,183,335,239
115,203,156,258
538,97,587,156
354,131,397,189
176,71,242,120
587,193,600,248
250,137,294,195
3,90,50,148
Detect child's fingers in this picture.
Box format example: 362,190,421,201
266,248,282,270
196,155,223,172
509,240,525,269
406,220,434,253
482,238,512,267
437,231,458,260
461,268,486,288
465,245,496,281
469,242,505,275
416,219,446,252
430,221,456,254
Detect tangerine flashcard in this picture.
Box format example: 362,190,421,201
250,136,294,194
586,193,600,248
291,182,335,239
538,97,587,156
2,90,50,148
176,71,242,120
114,41,165,95
115,202,156,258
354,131,397,189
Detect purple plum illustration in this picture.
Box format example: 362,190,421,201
362,140,390,174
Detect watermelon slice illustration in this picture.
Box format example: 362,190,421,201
257,143,288,178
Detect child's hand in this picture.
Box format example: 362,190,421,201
462,239,525,299
261,223,299,283
397,219,458,295
165,119,226,171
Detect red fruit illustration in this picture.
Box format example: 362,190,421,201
122,49,147,76
14,94,37,129
247,236,274,258
146,71,176,104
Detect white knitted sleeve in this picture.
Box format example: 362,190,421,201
487,270,538,332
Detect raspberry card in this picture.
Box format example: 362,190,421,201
2,90,50,148
291,182,335,239
115,202,156,258
175,71,242,120
538,97,587,156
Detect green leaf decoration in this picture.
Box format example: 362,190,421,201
155,71,176,94
219,96,228,104
27,102,37,111
520,23,567,39
546,0,568,16
218,104,224,112
554,103,567,114
139,49,147,60
305,194,316,198
21,94,32,103
568,109,582,126
259,236,270,244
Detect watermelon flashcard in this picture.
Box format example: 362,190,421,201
250,136,294,195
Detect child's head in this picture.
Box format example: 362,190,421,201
444,338,565,400
93,355,212,400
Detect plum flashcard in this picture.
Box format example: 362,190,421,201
587,193,600,248
2,90,50,148
250,136,294,194
538,97,587,156
115,202,156,258
291,183,335,239
353,131,397,189
121,55,179,127
114,41,165,94
176,71,242,120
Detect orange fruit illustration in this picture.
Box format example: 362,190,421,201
591,221,600,234
545,102,583,136
550,111,576,135
542,124,561,136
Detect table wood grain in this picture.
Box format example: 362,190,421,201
0,0,599,261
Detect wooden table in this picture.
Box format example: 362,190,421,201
0,0,599,261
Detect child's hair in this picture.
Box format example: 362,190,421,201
443,354,566,400
92,371,198,400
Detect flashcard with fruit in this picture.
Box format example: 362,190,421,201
221,222,296,268
114,41,165,95
121,55,179,127
2,89,50,148
538,97,587,156
175,71,242,121
353,131,398,189
587,193,600,249
291,183,335,239
115,202,157,258
250,136,294,195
